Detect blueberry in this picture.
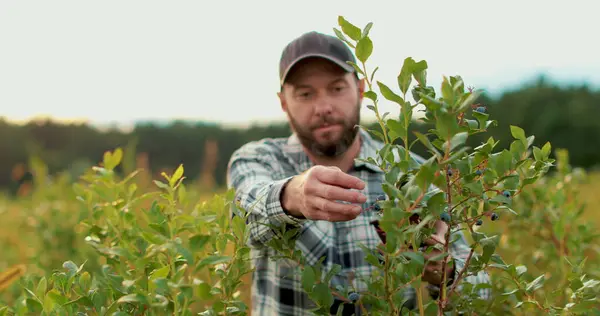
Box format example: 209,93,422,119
373,203,381,211
476,219,483,226
447,169,453,176
475,170,482,176
491,212,499,221
440,212,451,222
376,194,386,201
349,292,360,301
502,190,511,198
475,106,486,113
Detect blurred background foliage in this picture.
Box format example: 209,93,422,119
2,76,600,197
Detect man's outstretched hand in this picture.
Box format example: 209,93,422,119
281,165,367,222
421,224,455,286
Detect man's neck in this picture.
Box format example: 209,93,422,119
304,134,362,173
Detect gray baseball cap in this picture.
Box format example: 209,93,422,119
279,31,356,86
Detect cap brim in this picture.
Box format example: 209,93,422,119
280,53,355,86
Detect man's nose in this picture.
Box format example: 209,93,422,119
314,94,334,116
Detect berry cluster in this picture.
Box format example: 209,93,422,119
364,194,386,212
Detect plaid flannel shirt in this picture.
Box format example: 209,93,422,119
226,128,491,315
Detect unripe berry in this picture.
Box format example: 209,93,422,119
440,212,451,222
491,212,499,221
349,292,360,301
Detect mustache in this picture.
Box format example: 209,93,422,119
310,116,344,130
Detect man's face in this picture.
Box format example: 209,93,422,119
278,57,365,158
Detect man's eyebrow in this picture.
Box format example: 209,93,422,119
329,78,347,85
292,84,312,91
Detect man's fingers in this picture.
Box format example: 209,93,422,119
306,196,362,221
313,183,367,204
316,167,366,190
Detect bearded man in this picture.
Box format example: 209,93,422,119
226,31,491,316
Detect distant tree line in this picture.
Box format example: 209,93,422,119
2,76,599,194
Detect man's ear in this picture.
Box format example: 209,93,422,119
358,77,366,101
278,89,288,112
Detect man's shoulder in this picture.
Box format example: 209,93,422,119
230,136,289,159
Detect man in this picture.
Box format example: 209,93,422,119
226,31,491,315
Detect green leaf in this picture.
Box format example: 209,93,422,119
355,37,373,63
441,76,455,106
197,281,213,300
387,119,407,143
472,111,489,130
541,141,552,159
510,125,527,144
525,275,545,292
457,90,482,112
117,293,148,305
442,147,470,165
448,132,469,151
401,251,425,268
189,234,211,252
362,22,373,38
338,16,361,41
35,277,47,299
313,282,334,307
149,265,170,281
377,81,404,105
196,255,231,271
301,266,316,293
346,61,365,76
44,289,68,312
414,159,435,191
426,191,446,216
532,146,543,161
363,90,377,102
153,180,170,190
332,28,355,48
481,244,495,264
103,148,123,170
412,60,428,86
398,57,415,95
170,164,184,187
414,131,441,158
435,111,460,141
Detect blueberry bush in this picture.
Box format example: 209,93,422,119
1,151,254,315
1,15,599,316
259,17,600,315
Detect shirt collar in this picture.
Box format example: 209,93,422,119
282,127,383,174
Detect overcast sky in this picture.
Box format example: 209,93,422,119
1,0,599,128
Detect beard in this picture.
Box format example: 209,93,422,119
288,101,361,158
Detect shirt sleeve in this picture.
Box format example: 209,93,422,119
226,142,308,249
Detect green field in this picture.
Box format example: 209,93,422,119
1,150,599,315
